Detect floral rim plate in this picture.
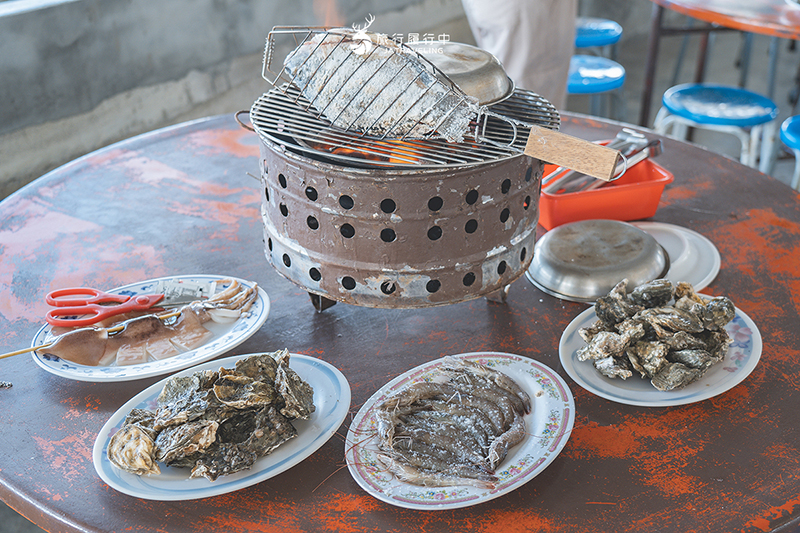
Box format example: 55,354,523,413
93,353,351,501
31,274,270,382
345,352,575,510
559,304,761,407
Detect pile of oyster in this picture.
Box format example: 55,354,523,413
577,279,735,391
107,349,315,481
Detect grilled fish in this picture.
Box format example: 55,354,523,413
283,30,479,142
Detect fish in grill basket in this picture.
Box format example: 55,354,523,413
282,27,480,143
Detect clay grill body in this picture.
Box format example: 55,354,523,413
251,35,557,308
257,142,541,308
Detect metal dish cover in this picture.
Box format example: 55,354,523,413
406,41,515,106
258,142,542,308
526,219,670,303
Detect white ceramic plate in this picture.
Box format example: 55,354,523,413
632,222,721,291
31,275,270,382
560,304,761,407
93,353,351,501
345,352,575,510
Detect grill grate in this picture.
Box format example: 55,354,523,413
250,84,560,169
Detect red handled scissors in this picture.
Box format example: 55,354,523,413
45,287,165,327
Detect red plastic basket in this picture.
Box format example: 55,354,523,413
539,157,674,230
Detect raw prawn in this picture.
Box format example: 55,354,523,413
370,358,532,489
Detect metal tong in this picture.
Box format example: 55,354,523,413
542,129,663,195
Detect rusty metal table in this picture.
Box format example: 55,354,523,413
639,0,800,127
1,112,799,533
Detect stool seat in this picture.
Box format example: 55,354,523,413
575,17,623,48
567,55,626,95
779,116,800,190
781,115,800,147
654,83,780,173
662,83,779,127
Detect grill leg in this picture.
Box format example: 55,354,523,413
309,293,337,312
485,285,511,304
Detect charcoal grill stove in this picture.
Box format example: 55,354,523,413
247,28,561,310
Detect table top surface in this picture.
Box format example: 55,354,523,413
1,112,799,533
652,0,800,39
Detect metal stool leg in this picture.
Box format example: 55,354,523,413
792,149,800,191
759,120,779,174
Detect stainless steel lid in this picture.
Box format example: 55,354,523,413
526,219,670,302
407,41,515,106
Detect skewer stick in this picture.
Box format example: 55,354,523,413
0,310,182,361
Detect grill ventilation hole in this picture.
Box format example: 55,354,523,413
340,195,354,210
381,281,397,295
380,199,396,213
380,228,396,242
428,196,443,211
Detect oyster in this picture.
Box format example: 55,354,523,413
674,281,705,303
594,279,642,326
107,424,161,476
663,330,707,351
240,406,298,455
190,442,258,481
705,297,736,330
668,349,715,371
155,419,219,464
234,352,279,382
153,372,214,430
626,341,668,378
635,306,705,336
107,350,315,481
213,373,277,409
276,363,316,420
630,279,674,308
577,279,738,392
594,356,633,379
577,331,629,361
651,363,702,391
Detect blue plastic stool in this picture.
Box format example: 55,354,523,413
780,116,800,190
653,83,779,173
567,55,626,119
575,17,623,55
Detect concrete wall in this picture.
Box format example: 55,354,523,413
0,0,477,198
0,0,658,199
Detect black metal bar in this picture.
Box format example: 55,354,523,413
640,4,664,127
